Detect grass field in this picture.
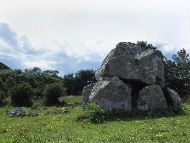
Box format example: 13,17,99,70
0,96,189,143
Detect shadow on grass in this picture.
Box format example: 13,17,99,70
105,105,189,122
76,104,189,124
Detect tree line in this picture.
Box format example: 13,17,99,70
0,66,96,106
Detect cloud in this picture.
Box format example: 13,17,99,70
0,22,189,75
56,40,114,62
0,22,102,74
0,23,18,47
153,42,190,59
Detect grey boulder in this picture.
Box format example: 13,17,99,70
95,42,165,87
27,112,39,117
89,76,131,112
137,85,168,111
8,107,26,117
31,104,40,110
167,88,182,107
82,83,95,108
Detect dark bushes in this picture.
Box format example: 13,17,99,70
0,90,6,106
9,82,33,107
43,83,67,106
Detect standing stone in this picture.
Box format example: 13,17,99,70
95,42,165,87
82,83,95,108
89,76,131,112
167,88,182,107
137,85,167,111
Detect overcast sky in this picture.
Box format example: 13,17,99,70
0,0,189,75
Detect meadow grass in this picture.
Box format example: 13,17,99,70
0,97,189,143
59,96,83,106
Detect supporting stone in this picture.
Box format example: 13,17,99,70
89,76,131,112
137,85,168,111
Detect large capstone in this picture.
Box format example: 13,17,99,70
95,42,165,87
89,76,131,112
137,85,168,111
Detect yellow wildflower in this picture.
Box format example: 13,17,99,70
155,133,165,137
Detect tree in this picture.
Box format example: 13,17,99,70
63,70,96,95
9,82,34,107
165,49,190,100
75,70,96,93
43,83,67,106
0,62,11,70
63,73,78,95
22,68,61,98
0,90,6,106
137,41,156,50
43,70,59,77
0,69,21,98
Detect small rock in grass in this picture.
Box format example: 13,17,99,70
63,110,69,114
42,107,49,110
8,107,26,117
62,107,69,114
31,105,40,110
27,112,39,117
52,111,62,115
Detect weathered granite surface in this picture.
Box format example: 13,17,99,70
83,42,181,113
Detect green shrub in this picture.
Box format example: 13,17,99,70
84,103,107,123
43,83,67,106
9,82,33,107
